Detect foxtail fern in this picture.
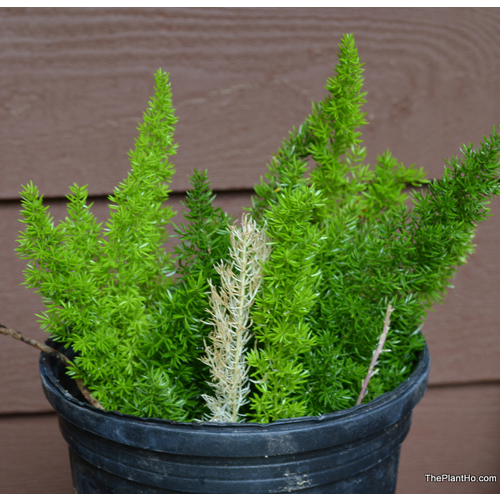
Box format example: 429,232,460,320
13,35,500,425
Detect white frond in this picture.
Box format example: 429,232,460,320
201,214,271,422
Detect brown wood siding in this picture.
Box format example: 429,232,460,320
398,383,500,494
0,7,499,493
0,413,73,494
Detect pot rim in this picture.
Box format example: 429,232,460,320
40,338,429,429
40,339,430,456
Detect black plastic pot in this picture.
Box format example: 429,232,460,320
40,343,430,494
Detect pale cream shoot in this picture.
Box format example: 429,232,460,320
201,214,271,422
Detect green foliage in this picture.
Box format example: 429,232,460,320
174,169,233,282
247,33,500,421
307,32,368,212
246,183,324,422
17,70,190,420
144,169,233,419
299,128,500,416
14,35,500,424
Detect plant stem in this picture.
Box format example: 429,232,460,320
356,303,394,406
0,324,104,410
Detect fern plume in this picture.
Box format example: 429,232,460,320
201,214,271,422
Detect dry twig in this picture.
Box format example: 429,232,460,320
356,303,394,406
0,324,104,410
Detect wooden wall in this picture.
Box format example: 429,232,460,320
1,7,499,493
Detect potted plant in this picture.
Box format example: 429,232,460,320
1,33,498,493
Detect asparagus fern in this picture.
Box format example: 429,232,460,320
10,34,500,425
